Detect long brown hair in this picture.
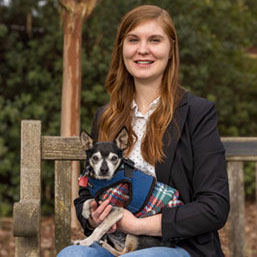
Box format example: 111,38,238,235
98,5,183,165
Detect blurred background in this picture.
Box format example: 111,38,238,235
0,0,256,256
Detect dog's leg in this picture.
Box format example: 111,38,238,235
74,207,124,246
81,199,94,219
100,241,123,256
101,234,138,256
101,234,163,255
120,234,138,254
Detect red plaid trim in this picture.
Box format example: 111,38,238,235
98,183,129,207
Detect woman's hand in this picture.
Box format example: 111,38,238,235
87,200,162,236
88,199,116,232
117,210,163,236
116,209,140,235
88,200,136,234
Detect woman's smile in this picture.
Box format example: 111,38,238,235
135,60,154,65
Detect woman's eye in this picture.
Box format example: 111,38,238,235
150,38,161,43
128,38,138,43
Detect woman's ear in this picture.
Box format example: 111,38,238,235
114,127,129,150
80,131,94,150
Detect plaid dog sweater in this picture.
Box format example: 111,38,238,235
82,167,157,214
98,181,183,218
79,159,183,217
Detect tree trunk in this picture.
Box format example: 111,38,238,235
26,11,32,38
59,0,97,229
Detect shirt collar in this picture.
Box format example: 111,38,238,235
132,97,160,118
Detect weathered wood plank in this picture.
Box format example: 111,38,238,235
13,200,40,237
255,162,257,220
225,156,257,161
42,136,85,160
55,160,72,254
222,137,257,160
20,120,41,201
42,136,257,161
15,237,39,257
14,120,41,257
227,161,245,257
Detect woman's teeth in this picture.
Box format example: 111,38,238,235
136,61,154,64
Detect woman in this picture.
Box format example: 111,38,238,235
58,5,230,257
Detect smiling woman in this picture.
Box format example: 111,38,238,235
58,4,229,257
99,5,180,166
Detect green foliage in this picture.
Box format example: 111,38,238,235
0,0,256,216
244,162,256,198
0,0,62,216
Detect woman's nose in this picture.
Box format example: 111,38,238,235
137,41,149,55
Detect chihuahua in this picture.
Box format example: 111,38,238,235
73,127,182,256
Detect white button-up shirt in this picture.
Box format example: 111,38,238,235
128,97,160,177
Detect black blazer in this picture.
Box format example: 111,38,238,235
74,92,230,257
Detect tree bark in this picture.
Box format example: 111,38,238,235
59,0,97,229
26,11,32,38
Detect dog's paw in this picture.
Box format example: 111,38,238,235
73,237,95,246
82,209,91,220
82,199,94,219
72,240,82,246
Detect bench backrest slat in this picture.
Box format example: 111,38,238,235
41,136,257,161
42,136,85,160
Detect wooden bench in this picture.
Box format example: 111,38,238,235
13,120,257,257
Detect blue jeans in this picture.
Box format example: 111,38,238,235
57,242,190,257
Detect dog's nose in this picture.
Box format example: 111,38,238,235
100,167,109,175
100,161,109,175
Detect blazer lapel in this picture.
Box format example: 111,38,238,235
156,94,189,183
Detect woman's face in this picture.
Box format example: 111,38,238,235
122,19,171,85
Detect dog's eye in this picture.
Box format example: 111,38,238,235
92,155,99,162
111,156,118,162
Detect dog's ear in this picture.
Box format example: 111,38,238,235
114,127,129,150
80,131,94,150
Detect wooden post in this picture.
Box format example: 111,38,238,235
227,161,245,257
55,160,72,254
255,162,257,224
13,120,41,257
59,0,98,230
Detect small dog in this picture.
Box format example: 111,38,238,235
73,127,182,256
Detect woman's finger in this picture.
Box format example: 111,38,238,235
90,200,112,225
97,204,113,223
93,199,110,218
90,200,98,211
